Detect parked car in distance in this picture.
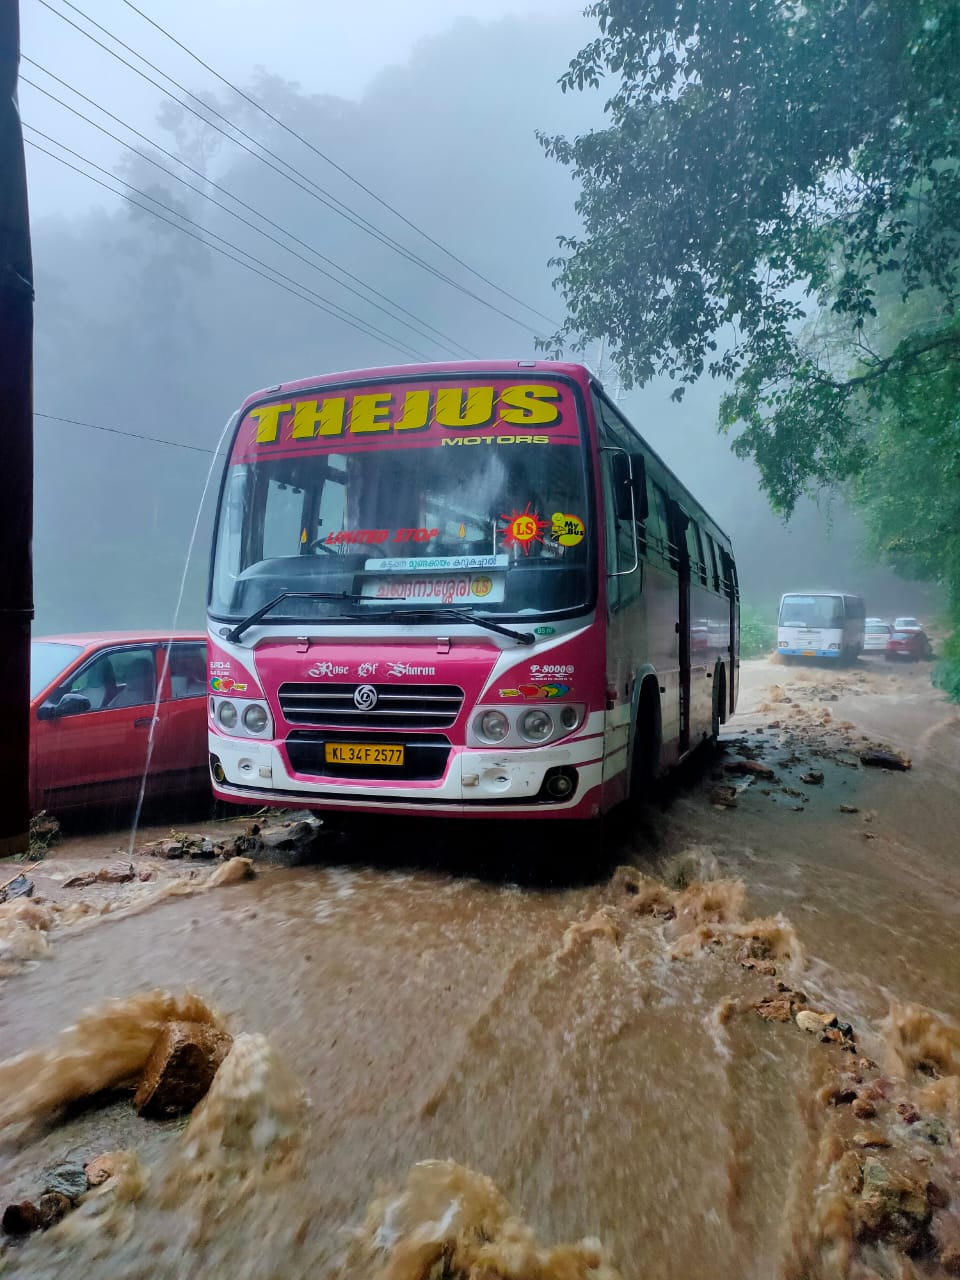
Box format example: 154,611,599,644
863,620,892,651
30,632,209,815
885,629,933,662
893,616,922,631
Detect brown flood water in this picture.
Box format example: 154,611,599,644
1,655,959,1279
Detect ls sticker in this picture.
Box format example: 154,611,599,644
499,505,548,555
499,683,571,699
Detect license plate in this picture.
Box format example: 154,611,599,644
324,743,405,766
802,649,816,656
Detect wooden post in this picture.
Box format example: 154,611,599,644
0,0,34,855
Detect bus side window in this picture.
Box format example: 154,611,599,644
686,521,708,586
653,483,679,570
704,534,721,593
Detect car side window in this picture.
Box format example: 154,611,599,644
63,646,157,712
167,642,207,700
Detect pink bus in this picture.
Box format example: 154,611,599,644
207,361,738,823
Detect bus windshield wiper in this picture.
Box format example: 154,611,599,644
225,590,363,642
370,606,535,646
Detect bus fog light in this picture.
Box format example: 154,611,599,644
242,703,269,734
210,755,226,783
559,705,580,731
476,710,509,743
519,708,553,742
546,773,574,798
217,700,238,730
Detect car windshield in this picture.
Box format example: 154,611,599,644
866,623,889,633
211,376,593,625
30,641,84,699
779,595,844,628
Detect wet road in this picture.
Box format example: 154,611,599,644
1,655,959,1278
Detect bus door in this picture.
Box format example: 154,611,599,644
671,503,692,755
720,548,739,714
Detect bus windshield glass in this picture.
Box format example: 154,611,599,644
779,595,844,628
210,376,593,625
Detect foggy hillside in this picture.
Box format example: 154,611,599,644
29,14,937,632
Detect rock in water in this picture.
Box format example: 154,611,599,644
84,1153,121,1187
860,749,911,770
96,860,135,883
134,1021,233,1118
2,1201,42,1235
38,1192,73,1227
724,759,776,779
42,1162,88,1200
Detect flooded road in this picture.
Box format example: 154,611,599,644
2,656,959,1278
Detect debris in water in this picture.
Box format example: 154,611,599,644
883,1002,960,1080
855,1156,938,1250
50,1149,148,1244
133,1020,233,1118
932,1208,960,1275
339,1159,623,1279
708,784,738,808
799,770,824,785
724,758,776,779
839,804,859,814
0,871,34,903
27,810,61,858
0,989,227,1137
860,748,911,770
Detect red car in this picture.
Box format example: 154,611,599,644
885,628,933,661
30,632,209,815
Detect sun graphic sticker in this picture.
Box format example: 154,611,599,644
499,505,549,555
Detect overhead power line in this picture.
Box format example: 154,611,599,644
25,135,431,362
36,0,548,339
117,0,563,332
21,67,476,360
35,411,214,453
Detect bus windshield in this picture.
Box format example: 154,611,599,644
779,595,844,628
210,376,594,625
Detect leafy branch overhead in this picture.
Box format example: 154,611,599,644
541,0,960,514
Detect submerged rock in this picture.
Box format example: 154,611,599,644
2,1201,42,1235
38,1191,73,1227
42,1162,88,1201
134,1021,233,1119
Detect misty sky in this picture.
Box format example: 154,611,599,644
20,0,939,630
21,0,584,216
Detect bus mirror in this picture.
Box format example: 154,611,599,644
633,456,649,522
611,452,633,522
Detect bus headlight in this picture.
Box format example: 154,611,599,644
217,701,238,730
242,703,269,734
476,709,509,743
519,708,553,742
558,704,581,732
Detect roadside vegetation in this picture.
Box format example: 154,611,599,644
541,0,960,699
740,604,775,660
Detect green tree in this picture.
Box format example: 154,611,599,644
541,0,960,513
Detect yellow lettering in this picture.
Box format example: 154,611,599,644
250,403,291,443
350,393,393,433
395,389,431,431
435,385,495,428
500,383,561,425
292,398,346,438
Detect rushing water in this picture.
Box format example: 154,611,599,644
1,658,959,1278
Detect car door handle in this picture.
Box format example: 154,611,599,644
134,716,159,728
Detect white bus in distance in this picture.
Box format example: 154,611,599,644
777,592,865,662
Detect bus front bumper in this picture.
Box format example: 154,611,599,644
208,732,604,819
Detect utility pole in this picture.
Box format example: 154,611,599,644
0,0,34,856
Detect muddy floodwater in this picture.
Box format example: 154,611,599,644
1,656,960,1278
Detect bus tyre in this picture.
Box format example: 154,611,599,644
630,683,662,805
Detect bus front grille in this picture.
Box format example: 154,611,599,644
278,682,464,729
